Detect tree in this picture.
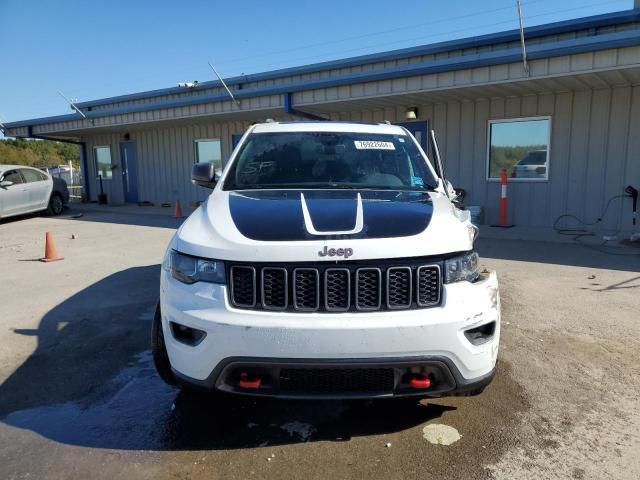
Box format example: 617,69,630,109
0,138,80,169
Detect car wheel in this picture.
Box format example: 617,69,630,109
48,193,64,215
151,302,177,386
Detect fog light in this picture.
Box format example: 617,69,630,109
464,321,496,346
170,321,206,346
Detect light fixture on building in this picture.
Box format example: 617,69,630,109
405,107,418,120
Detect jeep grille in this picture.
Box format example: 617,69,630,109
228,261,441,313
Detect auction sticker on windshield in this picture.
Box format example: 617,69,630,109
354,140,395,150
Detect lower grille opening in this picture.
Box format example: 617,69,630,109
279,367,395,395
219,361,459,397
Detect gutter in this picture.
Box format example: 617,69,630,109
283,93,328,121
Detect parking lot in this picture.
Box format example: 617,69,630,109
0,206,639,480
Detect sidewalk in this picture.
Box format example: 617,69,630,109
68,201,197,218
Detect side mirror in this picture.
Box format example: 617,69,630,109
0,180,14,188
191,162,217,189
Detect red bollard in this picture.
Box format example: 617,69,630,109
500,169,508,225
492,169,515,228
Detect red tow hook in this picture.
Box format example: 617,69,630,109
239,372,261,389
409,374,432,389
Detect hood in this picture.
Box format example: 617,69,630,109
175,189,475,262
228,190,433,241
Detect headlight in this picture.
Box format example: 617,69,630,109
163,250,226,284
444,251,479,284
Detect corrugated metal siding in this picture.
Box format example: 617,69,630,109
292,45,640,108
326,87,640,228
83,121,252,206
75,22,640,114
78,86,639,229
84,133,125,204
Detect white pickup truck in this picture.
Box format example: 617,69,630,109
153,121,500,399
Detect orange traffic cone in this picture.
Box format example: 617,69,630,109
173,200,184,219
40,232,64,262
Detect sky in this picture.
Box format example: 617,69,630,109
0,0,635,137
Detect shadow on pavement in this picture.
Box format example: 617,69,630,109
58,204,186,229
0,265,455,451
477,236,640,271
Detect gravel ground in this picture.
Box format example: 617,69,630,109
0,205,638,480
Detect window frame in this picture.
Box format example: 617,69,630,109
194,138,222,169
486,116,552,182
93,145,113,180
1,169,25,184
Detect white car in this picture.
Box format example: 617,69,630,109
0,165,69,219
153,121,500,399
512,150,548,179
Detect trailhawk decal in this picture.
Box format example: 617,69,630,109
228,190,433,241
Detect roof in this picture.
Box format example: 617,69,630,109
251,121,406,134
72,9,640,110
4,8,640,131
0,165,44,172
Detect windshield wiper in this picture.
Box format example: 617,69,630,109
233,183,439,191
235,183,378,190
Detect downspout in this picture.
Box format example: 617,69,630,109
27,126,91,200
283,93,329,121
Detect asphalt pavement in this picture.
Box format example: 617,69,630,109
0,205,638,480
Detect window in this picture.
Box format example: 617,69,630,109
94,146,113,179
21,168,47,182
487,117,550,180
2,170,24,184
223,131,438,191
195,139,222,170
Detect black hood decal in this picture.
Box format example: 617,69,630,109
228,190,433,241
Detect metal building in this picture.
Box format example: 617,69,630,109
4,8,640,228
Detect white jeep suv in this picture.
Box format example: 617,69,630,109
153,121,500,399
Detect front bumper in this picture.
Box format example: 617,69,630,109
160,271,500,398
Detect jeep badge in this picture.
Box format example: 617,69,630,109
318,246,353,259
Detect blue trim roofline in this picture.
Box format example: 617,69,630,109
5,28,640,130
72,9,640,110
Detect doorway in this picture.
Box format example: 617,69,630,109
120,142,139,203
395,121,430,151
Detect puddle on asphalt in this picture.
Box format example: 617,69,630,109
1,351,457,451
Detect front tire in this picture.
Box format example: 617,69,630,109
151,302,177,386
48,193,64,215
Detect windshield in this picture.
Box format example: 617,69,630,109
223,131,438,190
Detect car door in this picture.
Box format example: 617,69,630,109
0,169,29,217
20,168,53,211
